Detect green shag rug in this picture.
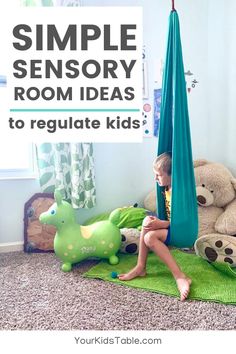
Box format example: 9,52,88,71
84,249,236,304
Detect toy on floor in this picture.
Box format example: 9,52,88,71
193,160,236,266
84,206,149,255
84,205,147,229
111,271,118,279
39,190,121,272
120,227,141,254
24,193,55,253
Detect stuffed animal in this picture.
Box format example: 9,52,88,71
193,160,236,266
84,205,147,255
143,160,236,266
120,228,140,254
39,190,121,272
144,190,156,214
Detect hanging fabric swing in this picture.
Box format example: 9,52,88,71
157,2,198,248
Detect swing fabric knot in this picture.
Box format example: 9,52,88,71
172,0,176,12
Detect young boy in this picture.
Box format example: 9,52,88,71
118,152,191,301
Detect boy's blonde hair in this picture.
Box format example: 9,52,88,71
153,152,172,176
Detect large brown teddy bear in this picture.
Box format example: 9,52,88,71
144,159,236,266
193,160,236,266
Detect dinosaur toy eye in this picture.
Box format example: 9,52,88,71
202,184,205,188
210,190,214,193
50,209,56,215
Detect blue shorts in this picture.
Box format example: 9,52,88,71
164,226,171,246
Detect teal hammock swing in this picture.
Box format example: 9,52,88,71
157,4,198,248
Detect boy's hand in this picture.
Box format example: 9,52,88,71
142,216,170,231
142,216,159,230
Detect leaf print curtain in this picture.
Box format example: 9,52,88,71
23,1,92,208
36,143,96,208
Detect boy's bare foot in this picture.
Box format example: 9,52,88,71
118,267,146,281
176,277,192,301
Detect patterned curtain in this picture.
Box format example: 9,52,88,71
36,143,96,209
23,0,93,209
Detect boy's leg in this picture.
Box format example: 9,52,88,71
144,230,191,301
118,229,149,280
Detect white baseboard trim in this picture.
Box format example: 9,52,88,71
0,242,24,253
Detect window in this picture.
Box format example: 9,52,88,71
0,1,37,180
0,142,37,180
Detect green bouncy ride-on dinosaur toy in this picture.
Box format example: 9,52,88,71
39,190,121,272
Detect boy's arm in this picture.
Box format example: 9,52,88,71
143,216,170,231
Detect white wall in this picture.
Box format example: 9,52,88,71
0,178,40,244
1,0,236,244
206,0,236,174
